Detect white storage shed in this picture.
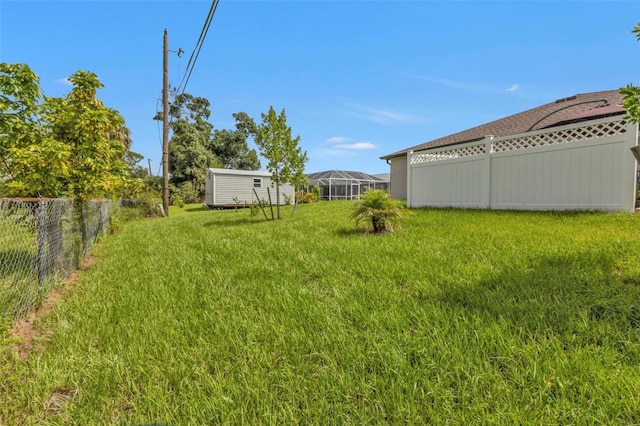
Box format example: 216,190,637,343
205,168,295,208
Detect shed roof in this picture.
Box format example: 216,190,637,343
208,167,271,177
381,89,626,159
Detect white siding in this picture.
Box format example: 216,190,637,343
389,156,407,199
205,168,294,207
216,174,256,205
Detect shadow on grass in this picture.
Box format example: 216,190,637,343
183,206,207,213
437,249,640,338
202,216,267,228
335,226,367,237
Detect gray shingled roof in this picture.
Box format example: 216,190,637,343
381,89,626,159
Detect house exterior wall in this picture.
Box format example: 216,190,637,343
407,117,638,211
205,169,294,207
389,156,408,199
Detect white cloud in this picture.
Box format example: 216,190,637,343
507,84,520,93
314,148,356,158
325,136,352,144
407,73,522,96
349,105,424,125
318,136,377,152
335,141,377,150
362,107,416,125
57,78,72,85
337,99,430,126
405,73,488,92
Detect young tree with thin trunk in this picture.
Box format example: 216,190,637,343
254,106,308,219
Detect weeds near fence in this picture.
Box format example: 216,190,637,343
0,198,113,332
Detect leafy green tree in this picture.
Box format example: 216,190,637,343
621,23,640,123
160,93,220,193
350,189,410,234
254,106,308,219
0,63,41,177
124,150,147,179
0,65,131,199
211,112,261,170
169,120,219,192
46,70,130,200
119,150,148,199
288,146,309,216
158,92,262,199
0,63,70,197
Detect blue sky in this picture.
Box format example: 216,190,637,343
1,1,639,175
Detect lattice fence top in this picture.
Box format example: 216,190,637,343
492,119,628,153
411,143,485,164
410,119,629,164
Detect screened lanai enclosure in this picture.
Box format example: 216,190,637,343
306,170,389,200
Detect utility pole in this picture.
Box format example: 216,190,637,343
162,29,170,217
148,158,152,176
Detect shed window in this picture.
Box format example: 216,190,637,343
253,178,262,188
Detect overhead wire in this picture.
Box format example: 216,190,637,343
177,0,219,95
156,0,217,177
152,91,166,176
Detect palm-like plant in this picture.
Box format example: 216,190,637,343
350,189,410,234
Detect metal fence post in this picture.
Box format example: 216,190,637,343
36,199,47,288
1,197,117,326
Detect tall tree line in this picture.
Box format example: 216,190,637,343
158,93,260,195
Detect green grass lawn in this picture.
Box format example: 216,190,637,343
1,202,640,424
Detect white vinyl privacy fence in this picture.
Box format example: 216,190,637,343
407,117,639,211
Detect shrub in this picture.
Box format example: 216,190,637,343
170,182,200,205
171,195,185,208
249,200,260,217
119,179,163,217
298,185,321,204
350,189,410,234
299,192,316,204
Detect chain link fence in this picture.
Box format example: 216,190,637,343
0,198,113,328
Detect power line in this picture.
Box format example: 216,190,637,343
177,0,219,95
178,2,214,93
181,0,218,93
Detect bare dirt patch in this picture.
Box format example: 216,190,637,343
7,255,98,360
43,387,78,417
